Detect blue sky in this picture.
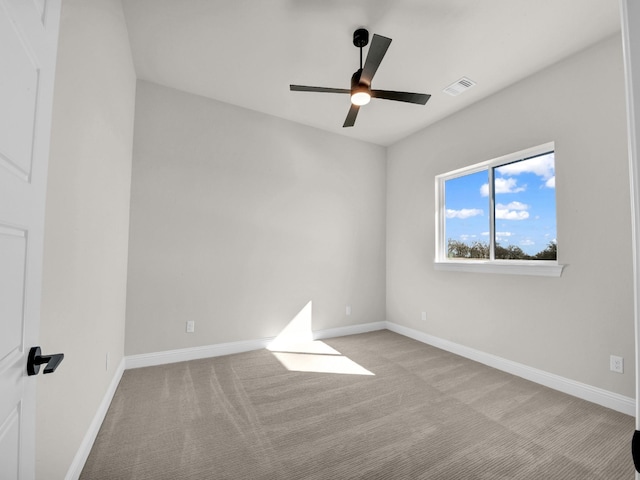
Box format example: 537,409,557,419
444,152,556,256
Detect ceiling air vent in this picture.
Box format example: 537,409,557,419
443,77,476,96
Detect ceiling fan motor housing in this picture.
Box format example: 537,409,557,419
351,69,369,89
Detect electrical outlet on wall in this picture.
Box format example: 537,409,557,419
421,311,427,321
186,321,195,333
346,305,351,316
610,355,623,374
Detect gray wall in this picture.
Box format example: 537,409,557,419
37,0,136,477
387,35,635,398
125,81,387,355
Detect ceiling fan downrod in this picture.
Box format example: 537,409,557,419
353,28,369,71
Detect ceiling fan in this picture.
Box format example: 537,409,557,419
290,28,431,128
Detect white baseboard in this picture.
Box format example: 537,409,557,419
125,321,387,370
386,321,635,416
313,321,387,341
125,337,275,369
65,357,126,480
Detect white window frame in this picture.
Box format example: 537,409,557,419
434,142,564,277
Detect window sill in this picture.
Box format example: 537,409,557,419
434,260,565,277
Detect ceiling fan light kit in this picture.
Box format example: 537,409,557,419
290,28,431,127
350,80,371,106
351,88,371,106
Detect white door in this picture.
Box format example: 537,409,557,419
0,0,60,478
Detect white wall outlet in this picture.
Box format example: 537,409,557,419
186,320,195,333
421,311,427,321
346,305,351,316
610,355,623,374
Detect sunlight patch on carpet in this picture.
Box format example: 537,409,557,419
267,301,374,375
271,350,374,375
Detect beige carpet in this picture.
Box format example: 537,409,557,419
80,330,634,479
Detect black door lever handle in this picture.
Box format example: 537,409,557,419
27,346,64,376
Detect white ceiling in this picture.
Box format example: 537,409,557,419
122,0,621,146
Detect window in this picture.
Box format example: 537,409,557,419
435,142,563,276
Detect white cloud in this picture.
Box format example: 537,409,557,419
496,178,526,194
497,152,555,180
496,232,513,242
545,176,555,188
495,202,529,220
520,239,535,246
496,208,529,220
480,178,526,197
446,208,484,219
498,201,528,211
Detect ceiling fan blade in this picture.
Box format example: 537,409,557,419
343,104,360,127
360,34,392,85
371,90,431,105
290,85,350,94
